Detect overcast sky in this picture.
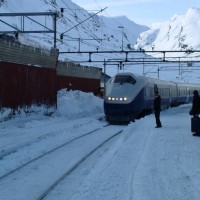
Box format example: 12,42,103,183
71,0,200,26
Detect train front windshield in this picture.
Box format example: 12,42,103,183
114,75,136,85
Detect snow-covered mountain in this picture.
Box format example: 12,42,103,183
135,7,200,51
1,0,200,83
0,0,148,62
1,1,200,54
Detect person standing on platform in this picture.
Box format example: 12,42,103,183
190,90,200,118
190,90,200,136
154,91,162,128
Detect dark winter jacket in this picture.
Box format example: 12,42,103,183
154,95,161,112
191,94,200,115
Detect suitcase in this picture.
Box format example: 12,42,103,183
191,117,200,133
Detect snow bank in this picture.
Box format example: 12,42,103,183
0,90,104,121
56,89,103,118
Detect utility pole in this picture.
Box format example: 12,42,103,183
118,26,124,51
103,59,106,96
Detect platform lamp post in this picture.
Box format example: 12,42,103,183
118,26,124,51
103,59,106,96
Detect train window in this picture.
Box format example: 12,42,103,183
148,88,154,98
165,88,170,97
114,75,136,85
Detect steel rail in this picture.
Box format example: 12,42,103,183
35,129,123,200
0,125,109,180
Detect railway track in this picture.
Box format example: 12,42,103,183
0,124,124,200
36,127,123,200
0,124,108,180
0,116,106,159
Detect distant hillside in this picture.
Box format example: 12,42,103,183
0,0,148,62
1,0,200,83
1,1,200,54
134,8,200,51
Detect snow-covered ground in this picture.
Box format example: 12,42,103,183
0,90,200,200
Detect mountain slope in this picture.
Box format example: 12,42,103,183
0,0,148,62
135,7,200,51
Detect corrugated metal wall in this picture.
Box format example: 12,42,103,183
56,61,102,95
57,75,101,95
0,38,102,110
0,60,102,110
0,61,56,109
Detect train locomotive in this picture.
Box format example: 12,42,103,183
104,72,200,123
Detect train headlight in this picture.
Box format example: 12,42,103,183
107,97,128,101
119,97,128,101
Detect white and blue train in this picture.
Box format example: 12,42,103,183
104,72,200,123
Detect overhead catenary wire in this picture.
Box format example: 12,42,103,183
60,0,104,40
60,0,128,52
35,2,115,57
